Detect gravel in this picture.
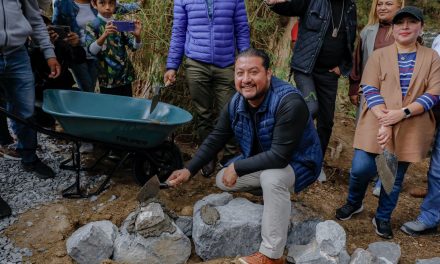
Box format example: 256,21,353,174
0,134,112,263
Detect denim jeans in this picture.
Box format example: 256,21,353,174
0,46,37,162
347,149,409,221
418,128,440,227
70,59,98,92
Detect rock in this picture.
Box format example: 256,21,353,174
193,194,263,260
316,220,346,256
175,216,192,237
125,204,176,238
180,206,193,216
367,242,401,264
66,220,118,264
349,248,374,264
287,203,322,247
200,205,220,225
416,257,440,264
135,203,165,231
113,221,191,264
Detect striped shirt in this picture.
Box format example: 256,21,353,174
363,52,439,111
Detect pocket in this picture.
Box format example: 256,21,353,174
305,10,324,31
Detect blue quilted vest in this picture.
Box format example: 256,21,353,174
228,77,323,193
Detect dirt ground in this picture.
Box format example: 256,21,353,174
4,112,439,264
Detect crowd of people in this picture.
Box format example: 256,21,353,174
0,0,439,263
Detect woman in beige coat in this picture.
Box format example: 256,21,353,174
335,6,440,239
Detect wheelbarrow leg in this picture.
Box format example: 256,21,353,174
62,141,88,198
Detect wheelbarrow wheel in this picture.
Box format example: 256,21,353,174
133,142,183,185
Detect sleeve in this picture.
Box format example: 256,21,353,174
84,23,101,55
269,0,308,17
185,104,235,175
362,85,385,109
415,93,440,111
424,52,440,96
165,0,188,70
234,93,309,176
349,38,363,96
234,0,250,53
22,0,55,59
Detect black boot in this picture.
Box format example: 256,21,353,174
0,196,12,219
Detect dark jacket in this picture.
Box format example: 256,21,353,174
271,0,356,75
186,77,322,193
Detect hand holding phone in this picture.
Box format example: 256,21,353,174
112,20,135,32
49,25,71,40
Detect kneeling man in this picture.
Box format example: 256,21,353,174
167,48,322,264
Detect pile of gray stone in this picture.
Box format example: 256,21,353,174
66,202,191,264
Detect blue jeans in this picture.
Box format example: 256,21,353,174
347,149,409,221
0,46,37,162
70,59,98,92
418,128,440,227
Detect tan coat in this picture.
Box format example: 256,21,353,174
354,43,440,162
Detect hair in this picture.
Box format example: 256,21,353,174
92,0,116,5
367,0,405,26
235,48,271,70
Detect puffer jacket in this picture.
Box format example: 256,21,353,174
271,0,356,75
229,77,323,193
166,0,250,70
0,0,55,59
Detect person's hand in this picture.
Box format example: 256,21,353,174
47,58,61,78
264,0,288,6
377,125,392,148
329,66,341,76
222,163,238,188
48,28,58,43
65,32,80,47
164,69,177,85
167,168,191,187
378,109,405,126
132,19,142,40
103,22,118,37
350,95,359,106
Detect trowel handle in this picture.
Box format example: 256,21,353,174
159,182,170,189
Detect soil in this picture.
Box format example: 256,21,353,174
4,112,439,264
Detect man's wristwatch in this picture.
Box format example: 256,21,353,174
402,107,411,118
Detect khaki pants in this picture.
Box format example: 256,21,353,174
184,58,236,156
215,166,295,259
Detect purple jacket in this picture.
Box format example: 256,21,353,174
166,0,250,70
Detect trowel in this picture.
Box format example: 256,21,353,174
137,175,169,203
149,82,173,115
375,130,398,195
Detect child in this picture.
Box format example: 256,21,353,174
52,0,142,92
85,0,142,97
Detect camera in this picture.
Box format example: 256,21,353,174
112,21,135,32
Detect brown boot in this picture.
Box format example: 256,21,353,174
238,252,285,264
409,187,428,198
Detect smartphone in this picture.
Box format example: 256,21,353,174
49,25,71,39
113,20,135,32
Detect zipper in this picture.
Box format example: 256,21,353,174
1,0,7,47
252,113,264,152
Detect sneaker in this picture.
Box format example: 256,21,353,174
318,168,327,182
400,220,437,236
22,159,55,179
372,186,381,197
238,252,285,264
372,217,393,239
335,203,363,220
0,196,12,219
0,144,21,161
201,159,217,178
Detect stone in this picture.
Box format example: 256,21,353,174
175,216,192,237
180,206,193,216
193,194,263,260
367,242,401,264
287,202,322,247
135,203,165,231
349,248,374,264
66,220,118,264
316,220,346,256
200,205,220,225
113,221,191,264
416,257,440,264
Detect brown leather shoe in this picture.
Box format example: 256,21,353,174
201,159,217,178
409,187,427,198
238,252,285,264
